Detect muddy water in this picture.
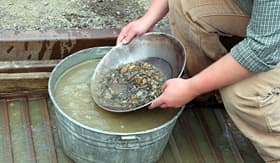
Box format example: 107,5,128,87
54,59,179,133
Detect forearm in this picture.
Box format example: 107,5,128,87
190,54,255,96
140,0,169,28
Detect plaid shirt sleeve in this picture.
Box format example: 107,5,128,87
230,0,280,72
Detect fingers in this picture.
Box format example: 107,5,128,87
117,35,125,45
149,80,170,109
148,94,165,109
117,24,130,44
117,24,138,45
117,32,136,45
121,31,137,44
117,28,129,45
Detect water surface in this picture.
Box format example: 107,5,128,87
54,59,179,132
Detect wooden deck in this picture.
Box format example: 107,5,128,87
0,95,264,163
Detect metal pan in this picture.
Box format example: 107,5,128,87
90,32,187,112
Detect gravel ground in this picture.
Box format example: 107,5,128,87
0,0,169,31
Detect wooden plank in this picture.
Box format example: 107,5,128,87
41,98,58,163
195,109,225,163
0,100,14,163
0,72,49,94
168,120,197,163
168,134,184,163
8,99,30,162
21,98,36,163
0,28,171,61
0,60,60,73
214,109,244,163
0,100,5,162
0,72,50,79
179,111,205,163
0,29,118,61
29,99,51,162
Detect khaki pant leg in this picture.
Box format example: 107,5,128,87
168,0,280,162
168,0,249,76
220,64,280,162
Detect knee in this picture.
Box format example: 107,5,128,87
219,83,256,111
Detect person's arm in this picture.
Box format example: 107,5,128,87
149,0,280,109
117,0,169,44
149,54,254,109
192,54,254,95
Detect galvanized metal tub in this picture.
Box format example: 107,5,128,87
48,46,185,163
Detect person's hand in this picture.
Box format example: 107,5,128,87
117,19,151,45
149,78,199,109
